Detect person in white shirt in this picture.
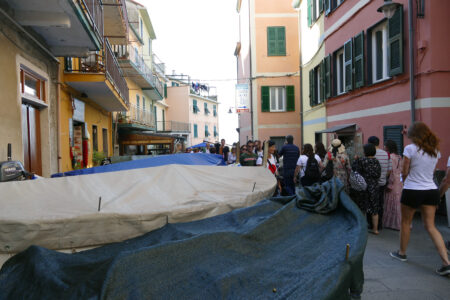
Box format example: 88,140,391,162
227,145,237,165
294,143,323,187
389,122,449,276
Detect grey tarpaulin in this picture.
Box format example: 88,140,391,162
0,178,367,299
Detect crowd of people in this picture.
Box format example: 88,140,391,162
211,122,449,277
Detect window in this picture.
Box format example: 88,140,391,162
164,84,167,98
136,94,140,108
205,125,209,137
194,124,198,138
148,38,152,55
102,128,108,156
204,102,210,115
213,105,217,117
214,126,218,137
308,0,324,26
371,22,388,83
193,99,200,114
140,18,143,39
309,64,324,107
20,68,46,102
383,125,403,153
334,48,345,95
92,125,98,152
267,27,286,56
153,106,157,123
261,86,295,112
142,96,146,111
325,0,345,15
368,6,403,83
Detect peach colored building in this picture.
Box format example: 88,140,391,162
166,75,219,147
323,0,450,170
235,0,301,149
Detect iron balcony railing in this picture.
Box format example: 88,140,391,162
77,0,104,41
152,53,165,77
65,38,129,107
112,45,164,97
120,103,155,127
156,121,190,133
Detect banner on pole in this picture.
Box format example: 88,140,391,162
235,84,249,113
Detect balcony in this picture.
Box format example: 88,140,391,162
64,38,129,112
112,44,164,101
190,85,218,102
156,121,190,133
118,103,155,130
152,53,166,78
2,0,103,56
102,0,128,44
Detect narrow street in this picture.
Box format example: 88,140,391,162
363,214,450,299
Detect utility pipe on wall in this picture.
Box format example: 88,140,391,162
408,0,415,123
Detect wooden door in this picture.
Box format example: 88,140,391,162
21,103,42,175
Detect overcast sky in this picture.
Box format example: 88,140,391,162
142,0,239,144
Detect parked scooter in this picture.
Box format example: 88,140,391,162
0,144,33,182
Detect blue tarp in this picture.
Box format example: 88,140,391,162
0,178,367,299
51,153,225,177
187,142,207,149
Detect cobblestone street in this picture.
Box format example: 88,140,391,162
362,214,450,299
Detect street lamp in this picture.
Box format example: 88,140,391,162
377,0,401,19
377,0,416,123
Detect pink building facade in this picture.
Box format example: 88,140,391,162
322,0,450,170
235,0,301,149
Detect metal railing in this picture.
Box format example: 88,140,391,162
65,38,129,107
118,0,129,37
120,103,155,127
112,44,164,97
156,121,190,132
78,0,104,40
105,39,129,106
152,53,165,76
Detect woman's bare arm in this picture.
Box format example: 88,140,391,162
402,156,411,183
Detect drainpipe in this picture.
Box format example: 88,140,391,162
56,60,62,173
298,8,304,147
248,0,254,141
408,0,415,123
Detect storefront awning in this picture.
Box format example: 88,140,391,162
317,124,357,134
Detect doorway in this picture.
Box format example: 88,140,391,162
21,103,42,175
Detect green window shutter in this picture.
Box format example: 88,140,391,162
307,0,312,26
320,62,325,103
193,99,198,114
324,55,331,98
164,83,167,98
277,27,286,56
194,124,198,138
389,5,404,76
261,86,270,112
325,0,331,15
309,69,314,107
204,102,207,114
376,31,383,81
344,39,353,92
312,0,317,21
353,31,364,88
286,85,295,111
205,125,208,137
267,27,277,56
319,0,323,14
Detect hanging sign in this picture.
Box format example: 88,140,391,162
235,83,249,113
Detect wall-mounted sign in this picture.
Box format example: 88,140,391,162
235,84,249,113
73,98,85,122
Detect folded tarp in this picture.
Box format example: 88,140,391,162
0,165,276,254
51,153,225,177
0,178,367,300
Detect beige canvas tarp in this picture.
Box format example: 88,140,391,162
0,165,276,254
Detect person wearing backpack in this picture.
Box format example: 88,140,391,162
294,144,323,187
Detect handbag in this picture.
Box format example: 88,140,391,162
349,170,367,191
